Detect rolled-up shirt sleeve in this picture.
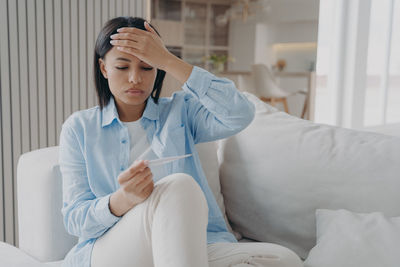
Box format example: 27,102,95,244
182,66,255,144
59,122,121,240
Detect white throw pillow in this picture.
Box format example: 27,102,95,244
218,92,400,259
305,209,400,267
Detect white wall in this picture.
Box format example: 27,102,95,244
228,20,257,71
254,23,273,65
272,21,319,44
267,0,319,22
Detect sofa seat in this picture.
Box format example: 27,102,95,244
0,238,256,266
0,241,62,267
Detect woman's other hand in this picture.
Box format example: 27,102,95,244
110,160,154,216
109,21,172,70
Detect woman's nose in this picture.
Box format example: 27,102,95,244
129,71,142,84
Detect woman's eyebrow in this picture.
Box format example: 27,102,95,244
115,58,146,64
115,57,131,62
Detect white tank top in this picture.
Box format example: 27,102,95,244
122,120,166,182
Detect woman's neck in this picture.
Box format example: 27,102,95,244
115,98,146,122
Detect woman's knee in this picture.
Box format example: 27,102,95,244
157,173,208,214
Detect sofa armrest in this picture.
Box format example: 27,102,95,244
17,146,77,262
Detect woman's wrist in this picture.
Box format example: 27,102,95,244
109,188,135,217
161,52,193,85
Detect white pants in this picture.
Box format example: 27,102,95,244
91,173,303,267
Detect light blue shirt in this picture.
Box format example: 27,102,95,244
59,66,255,267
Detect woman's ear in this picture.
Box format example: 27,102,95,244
99,58,108,79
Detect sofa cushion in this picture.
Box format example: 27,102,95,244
218,92,400,259
196,142,241,239
304,209,400,267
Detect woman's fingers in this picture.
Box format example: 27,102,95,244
116,46,142,57
110,35,144,58
117,26,150,36
115,25,160,51
118,160,148,184
112,23,171,70
110,33,143,43
136,174,154,192
124,168,152,191
142,181,155,196
110,39,142,50
144,21,157,35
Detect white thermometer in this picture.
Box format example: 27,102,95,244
148,154,192,167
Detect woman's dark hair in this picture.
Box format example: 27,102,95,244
94,16,166,109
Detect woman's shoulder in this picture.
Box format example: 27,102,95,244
62,106,101,133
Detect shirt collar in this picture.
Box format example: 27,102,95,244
101,96,159,128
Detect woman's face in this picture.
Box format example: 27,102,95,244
99,46,157,107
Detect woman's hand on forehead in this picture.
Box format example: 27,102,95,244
109,22,173,70
116,26,150,36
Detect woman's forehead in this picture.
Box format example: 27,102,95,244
105,47,140,63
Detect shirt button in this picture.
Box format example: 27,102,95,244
121,139,127,144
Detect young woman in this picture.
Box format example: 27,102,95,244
59,16,303,267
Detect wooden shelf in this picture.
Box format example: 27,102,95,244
151,0,231,72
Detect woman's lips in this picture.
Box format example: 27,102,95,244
125,89,144,96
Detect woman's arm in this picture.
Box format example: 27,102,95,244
181,66,256,143
159,54,255,143
162,54,193,84
59,123,121,239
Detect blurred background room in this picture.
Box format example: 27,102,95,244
151,0,400,136
151,0,320,120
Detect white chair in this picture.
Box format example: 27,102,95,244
252,64,307,115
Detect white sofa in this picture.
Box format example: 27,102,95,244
2,93,400,266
